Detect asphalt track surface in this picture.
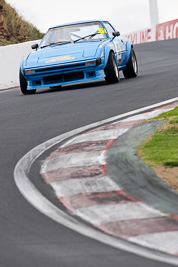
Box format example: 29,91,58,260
0,38,178,267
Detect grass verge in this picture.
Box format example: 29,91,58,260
138,106,178,191
0,0,43,46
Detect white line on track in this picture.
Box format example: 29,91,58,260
129,231,178,254
14,97,178,266
122,107,174,121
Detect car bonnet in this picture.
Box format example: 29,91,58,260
25,41,104,68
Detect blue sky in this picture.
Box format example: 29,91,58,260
5,0,178,34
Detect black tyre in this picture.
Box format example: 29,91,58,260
19,70,36,95
123,48,138,78
104,52,120,84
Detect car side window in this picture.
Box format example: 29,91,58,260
103,23,115,38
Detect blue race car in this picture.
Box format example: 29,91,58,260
20,20,138,94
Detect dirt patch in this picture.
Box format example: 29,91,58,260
138,141,178,192
153,166,178,191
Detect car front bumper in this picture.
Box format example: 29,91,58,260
23,58,105,90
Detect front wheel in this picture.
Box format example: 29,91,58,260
123,48,138,78
104,52,120,84
19,70,36,95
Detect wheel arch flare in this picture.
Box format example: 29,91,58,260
125,42,132,64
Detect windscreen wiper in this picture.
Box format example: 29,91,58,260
41,41,71,49
74,32,100,43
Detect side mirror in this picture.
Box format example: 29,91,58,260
31,43,39,50
112,31,120,38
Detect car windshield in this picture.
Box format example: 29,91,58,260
40,22,108,48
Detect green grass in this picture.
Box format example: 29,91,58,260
151,106,178,120
139,107,178,167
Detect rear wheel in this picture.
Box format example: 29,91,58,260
19,70,36,95
104,52,120,84
123,48,138,78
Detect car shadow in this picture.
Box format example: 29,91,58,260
36,79,108,94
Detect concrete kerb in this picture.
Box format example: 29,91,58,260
106,119,178,215
14,98,178,265
40,101,178,257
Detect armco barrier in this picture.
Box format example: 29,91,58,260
125,18,178,45
0,40,40,91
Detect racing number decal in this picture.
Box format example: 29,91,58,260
98,28,107,34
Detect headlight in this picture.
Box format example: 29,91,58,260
86,61,95,66
26,69,35,74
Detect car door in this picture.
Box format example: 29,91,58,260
103,22,126,67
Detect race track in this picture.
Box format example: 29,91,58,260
0,38,178,267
